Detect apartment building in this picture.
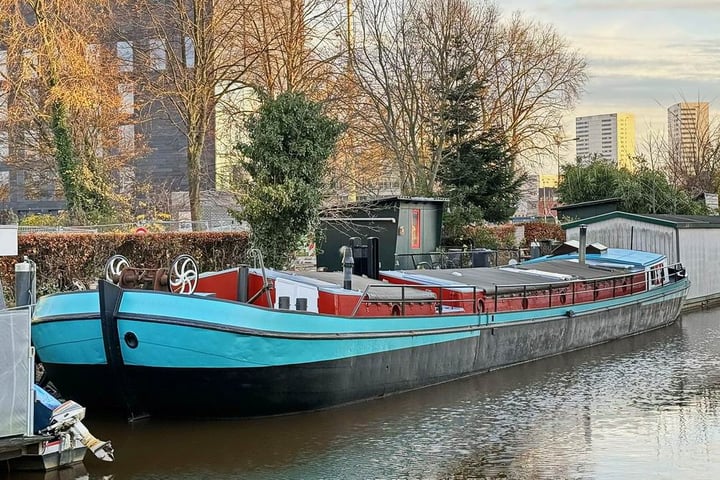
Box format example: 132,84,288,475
667,102,710,164
0,6,218,218
0,1,329,218
575,113,636,171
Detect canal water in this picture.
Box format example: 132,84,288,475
6,307,720,480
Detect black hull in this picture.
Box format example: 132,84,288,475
41,290,685,419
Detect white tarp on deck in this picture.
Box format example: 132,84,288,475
0,308,32,438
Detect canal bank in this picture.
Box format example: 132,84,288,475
4,306,717,480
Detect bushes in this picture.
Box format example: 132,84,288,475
522,222,566,246
0,231,250,305
456,222,565,249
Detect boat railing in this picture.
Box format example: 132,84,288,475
350,263,686,317
247,248,273,308
395,248,523,269
490,262,686,314
349,284,481,317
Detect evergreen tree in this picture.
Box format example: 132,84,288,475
556,158,620,205
232,92,345,268
433,53,525,239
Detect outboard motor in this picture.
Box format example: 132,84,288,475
34,385,114,462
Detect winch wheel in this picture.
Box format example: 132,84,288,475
169,254,199,294
105,255,130,283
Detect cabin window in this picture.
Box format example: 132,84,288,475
411,209,421,249
651,264,663,285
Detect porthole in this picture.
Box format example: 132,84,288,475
124,331,139,349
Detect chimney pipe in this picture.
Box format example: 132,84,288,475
342,245,354,290
579,224,587,265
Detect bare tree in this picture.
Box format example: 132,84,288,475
130,0,273,228
638,114,720,197
132,0,351,227
478,12,587,161
350,0,585,196
246,0,346,98
666,102,720,195
351,0,430,195
217,0,354,198
0,0,141,221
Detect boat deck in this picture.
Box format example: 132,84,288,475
0,435,50,462
282,271,437,301
381,259,638,294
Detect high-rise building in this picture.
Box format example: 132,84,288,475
667,102,709,164
575,113,636,170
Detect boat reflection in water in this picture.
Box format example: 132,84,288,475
14,308,720,480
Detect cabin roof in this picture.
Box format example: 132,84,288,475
562,211,720,230
381,254,643,294
381,267,566,294
536,247,665,268
511,259,633,278
266,270,436,301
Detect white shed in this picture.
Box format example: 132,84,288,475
563,212,720,310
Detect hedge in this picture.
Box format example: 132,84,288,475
0,232,250,306
521,222,566,246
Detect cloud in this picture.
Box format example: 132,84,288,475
553,0,720,11
577,46,720,92
500,0,720,166
573,75,720,141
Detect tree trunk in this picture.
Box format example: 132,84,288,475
51,101,80,217
187,147,201,230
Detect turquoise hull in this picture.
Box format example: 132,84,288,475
32,277,689,418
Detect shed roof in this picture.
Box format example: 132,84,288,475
354,196,449,206
562,211,720,230
553,197,622,212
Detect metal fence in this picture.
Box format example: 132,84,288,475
18,220,248,234
395,248,526,270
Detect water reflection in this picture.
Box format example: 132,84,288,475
6,309,720,479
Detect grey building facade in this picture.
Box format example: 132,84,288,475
0,7,215,219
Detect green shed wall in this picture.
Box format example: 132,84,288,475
317,198,444,271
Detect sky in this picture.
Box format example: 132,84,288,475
497,0,720,165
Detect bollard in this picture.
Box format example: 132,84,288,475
15,258,36,307
367,237,380,279
530,241,541,259
349,237,367,276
